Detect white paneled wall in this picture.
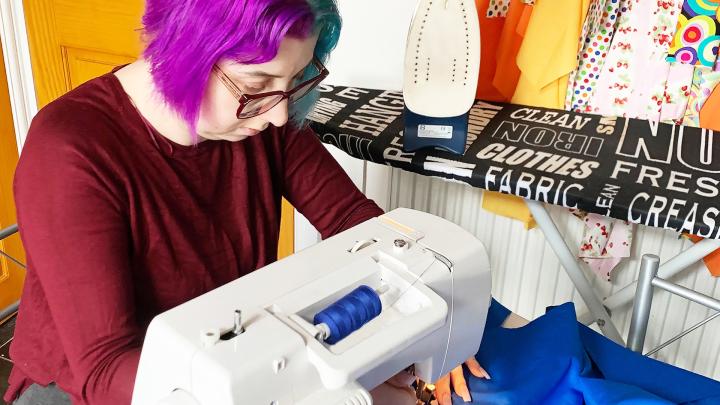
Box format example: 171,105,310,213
296,151,720,380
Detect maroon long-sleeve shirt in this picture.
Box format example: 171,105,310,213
3,71,383,404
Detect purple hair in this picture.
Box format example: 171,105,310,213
141,0,340,139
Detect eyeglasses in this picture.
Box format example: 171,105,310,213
212,57,329,119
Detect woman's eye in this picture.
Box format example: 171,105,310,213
243,83,266,93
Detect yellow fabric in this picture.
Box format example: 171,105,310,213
483,0,588,228
511,0,590,108
482,191,536,229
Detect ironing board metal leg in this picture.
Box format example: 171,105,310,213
579,238,720,325
627,254,660,352
0,224,18,240
652,277,720,312
645,312,720,357
525,199,624,344
0,300,19,323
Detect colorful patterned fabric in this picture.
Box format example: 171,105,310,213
571,210,633,281
588,0,685,120
565,0,600,111
487,0,511,17
682,66,720,126
667,0,720,68
659,63,695,122
567,0,628,112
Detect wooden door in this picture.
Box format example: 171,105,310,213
23,0,294,259
0,41,25,315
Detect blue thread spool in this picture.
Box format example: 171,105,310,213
313,285,382,344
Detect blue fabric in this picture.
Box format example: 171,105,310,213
455,299,720,404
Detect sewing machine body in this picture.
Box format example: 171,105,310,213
132,208,491,405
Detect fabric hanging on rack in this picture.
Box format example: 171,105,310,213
510,0,591,233
586,4,636,117
682,65,720,276
565,0,601,111
567,0,675,278
675,65,720,277
681,59,720,277
589,0,684,120
682,67,720,125
475,0,508,102
565,0,634,276
492,0,534,99
566,0,628,113
659,63,695,122
625,0,686,120
572,211,633,281
485,0,590,228
511,0,591,108
482,0,536,227
660,0,720,122
699,78,720,129
481,191,536,229
487,0,511,17
666,0,720,69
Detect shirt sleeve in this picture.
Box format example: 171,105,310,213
13,104,141,404
281,125,385,239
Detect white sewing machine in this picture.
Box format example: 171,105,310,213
132,208,492,405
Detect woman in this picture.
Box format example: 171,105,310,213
2,0,391,403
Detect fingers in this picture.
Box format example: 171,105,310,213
451,365,472,402
435,360,489,405
465,357,491,379
434,373,451,405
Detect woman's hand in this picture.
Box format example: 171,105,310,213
434,357,490,404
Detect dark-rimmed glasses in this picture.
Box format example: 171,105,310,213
212,57,328,119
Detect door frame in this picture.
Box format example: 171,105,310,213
0,0,31,317
0,0,37,152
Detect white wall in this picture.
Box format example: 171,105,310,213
293,0,417,250
325,0,417,91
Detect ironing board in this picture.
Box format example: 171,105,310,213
308,84,720,346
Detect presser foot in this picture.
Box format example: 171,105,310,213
415,379,436,405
